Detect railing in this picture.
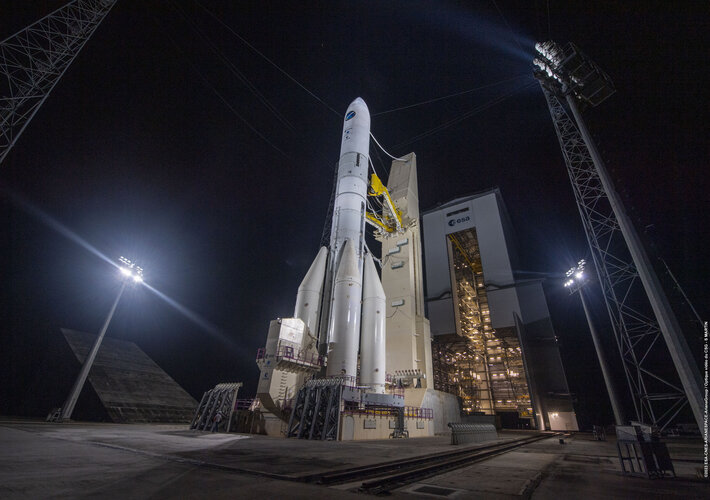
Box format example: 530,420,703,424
233,399,257,411
276,343,324,367
326,374,358,388
342,405,434,420
255,344,325,367
389,387,405,400
405,406,434,419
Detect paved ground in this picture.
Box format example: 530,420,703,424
0,419,707,499
393,434,708,499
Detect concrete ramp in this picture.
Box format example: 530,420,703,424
62,328,197,423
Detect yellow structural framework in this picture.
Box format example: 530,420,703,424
366,173,403,233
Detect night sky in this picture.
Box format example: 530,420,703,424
1,1,707,427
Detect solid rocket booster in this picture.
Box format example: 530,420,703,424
360,252,386,392
325,98,371,378
326,240,362,376
294,246,328,339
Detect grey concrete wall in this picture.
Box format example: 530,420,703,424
421,388,461,435
62,329,197,423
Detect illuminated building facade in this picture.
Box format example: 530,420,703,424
422,188,578,431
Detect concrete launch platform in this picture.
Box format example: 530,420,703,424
0,419,707,499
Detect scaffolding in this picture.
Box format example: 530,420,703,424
432,229,532,422
0,0,118,166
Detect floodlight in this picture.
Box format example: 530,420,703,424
60,254,142,422
575,271,584,280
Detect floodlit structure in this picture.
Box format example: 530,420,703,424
534,40,702,431
55,328,197,423
256,99,458,439
422,189,578,431
375,153,459,434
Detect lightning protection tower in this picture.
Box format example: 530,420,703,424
533,41,703,432
0,0,118,166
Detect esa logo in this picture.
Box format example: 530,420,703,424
448,216,470,227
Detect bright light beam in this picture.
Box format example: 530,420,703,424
143,282,245,355
2,186,243,354
1,186,118,270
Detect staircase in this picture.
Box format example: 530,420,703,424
286,379,342,440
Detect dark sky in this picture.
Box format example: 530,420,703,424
1,1,707,426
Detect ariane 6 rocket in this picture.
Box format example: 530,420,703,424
292,98,386,393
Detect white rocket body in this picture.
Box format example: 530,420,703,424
323,98,371,379
330,96,371,261
286,98,385,387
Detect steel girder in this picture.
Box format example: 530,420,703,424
0,0,118,165
287,379,343,440
539,84,688,430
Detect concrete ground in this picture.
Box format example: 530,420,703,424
393,433,708,499
0,419,707,499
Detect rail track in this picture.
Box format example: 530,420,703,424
304,432,559,494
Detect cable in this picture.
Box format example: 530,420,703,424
369,139,389,177
368,156,384,181
150,13,290,159
393,80,536,150
370,132,406,161
372,74,529,116
194,0,340,118
364,241,382,268
171,1,294,132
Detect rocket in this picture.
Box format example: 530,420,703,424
296,98,386,392
255,97,386,421
324,97,371,377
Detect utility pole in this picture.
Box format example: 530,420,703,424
564,260,624,426
60,280,126,421
56,256,143,422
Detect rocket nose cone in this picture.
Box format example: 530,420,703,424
344,97,370,125
346,97,369,114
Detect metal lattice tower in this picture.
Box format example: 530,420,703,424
534,41,703,431
0,0,117,166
